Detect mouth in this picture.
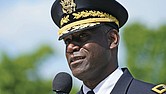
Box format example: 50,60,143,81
70,56,86,69
70,56,86,63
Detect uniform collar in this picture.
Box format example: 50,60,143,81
110,68,134,94
83,67,123,94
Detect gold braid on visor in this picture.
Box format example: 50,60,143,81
58,10,119,36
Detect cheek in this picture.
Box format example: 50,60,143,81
84,43,104,60
89,43,109,59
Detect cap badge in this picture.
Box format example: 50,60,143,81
60,0,76,14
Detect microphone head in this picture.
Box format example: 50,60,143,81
52,72,72,93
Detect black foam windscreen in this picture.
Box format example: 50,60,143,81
52,72,72,93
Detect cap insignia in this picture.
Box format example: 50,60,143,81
60,10,119,27
60,0,76,14
60,15,70,26
72,10,119,25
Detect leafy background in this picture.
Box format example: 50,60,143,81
123,23,166,84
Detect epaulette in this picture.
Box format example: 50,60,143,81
152,84,166,94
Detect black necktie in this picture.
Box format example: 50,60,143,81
87,90,95,94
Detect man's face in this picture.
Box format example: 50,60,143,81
63,26,112,81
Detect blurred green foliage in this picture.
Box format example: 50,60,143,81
0,45,54,94
123,23,166,84
0,45,78,94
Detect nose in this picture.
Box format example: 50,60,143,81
66,43,80,53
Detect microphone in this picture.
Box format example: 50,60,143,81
52,72,72,94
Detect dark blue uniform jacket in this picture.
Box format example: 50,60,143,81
77,68,165,94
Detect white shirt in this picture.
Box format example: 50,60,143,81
83,67,123,94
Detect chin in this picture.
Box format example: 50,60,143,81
71,69,87,80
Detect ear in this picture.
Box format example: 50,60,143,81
107,29,120,49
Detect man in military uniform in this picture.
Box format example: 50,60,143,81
51,0,166,94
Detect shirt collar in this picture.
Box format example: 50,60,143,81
83,67,123,94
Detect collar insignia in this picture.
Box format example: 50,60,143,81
152,84,166,94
